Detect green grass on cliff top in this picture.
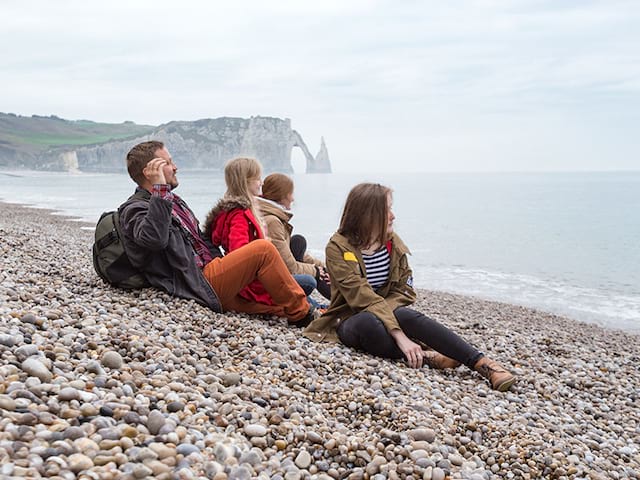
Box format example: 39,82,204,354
0,113,156,151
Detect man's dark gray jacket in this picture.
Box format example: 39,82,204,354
119,188,222,312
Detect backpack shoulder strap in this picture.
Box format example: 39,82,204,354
118,189,150,214
129,189,151,203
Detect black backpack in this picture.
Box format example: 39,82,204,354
92,192,150,289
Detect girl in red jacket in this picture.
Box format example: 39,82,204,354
204,157,273,306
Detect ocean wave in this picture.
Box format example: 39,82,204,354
414,266,640,332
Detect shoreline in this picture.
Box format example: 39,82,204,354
0,200,636,335
1,202,639,478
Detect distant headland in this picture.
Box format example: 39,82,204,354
0,113,331,174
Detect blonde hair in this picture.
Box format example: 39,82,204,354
224,157,265,231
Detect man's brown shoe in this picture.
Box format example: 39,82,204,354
474,356,516,391
422,350,461,369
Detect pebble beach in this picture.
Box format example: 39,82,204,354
0,202,638,480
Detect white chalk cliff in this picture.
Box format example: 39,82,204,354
67,116,331,174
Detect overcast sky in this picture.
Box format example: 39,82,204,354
2,0,639,172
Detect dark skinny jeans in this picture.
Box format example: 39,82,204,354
336,307,483,368
290,234,331,300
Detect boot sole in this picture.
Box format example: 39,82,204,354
494,376,516,392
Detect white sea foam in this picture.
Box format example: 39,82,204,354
414,266,640,332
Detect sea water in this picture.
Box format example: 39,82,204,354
1,170,638,332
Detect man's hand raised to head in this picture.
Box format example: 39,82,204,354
143,158,168,185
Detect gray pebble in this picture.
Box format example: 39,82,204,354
20,313,38,325
167,401,185,412
408,428,436,443
432,467,445,480
222,372,242,386
58,387,79,401
177,443,200,456
0,333,17,347
21,357,52,382
147,410,165,435
244,424,267,437
101,350,123,369
295,450,312,469
15,344,39,362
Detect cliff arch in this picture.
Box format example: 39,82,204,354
290,130,316,173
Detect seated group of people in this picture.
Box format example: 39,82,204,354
119,141,517,392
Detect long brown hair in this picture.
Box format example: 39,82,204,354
338,183,392,249
261,173,294,204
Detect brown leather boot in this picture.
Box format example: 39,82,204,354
422,350,461,369
474,356,516,391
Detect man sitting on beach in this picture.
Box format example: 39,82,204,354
119,140,313,324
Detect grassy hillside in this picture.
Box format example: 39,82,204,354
0,113,156,155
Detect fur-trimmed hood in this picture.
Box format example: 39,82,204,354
203,196,254,240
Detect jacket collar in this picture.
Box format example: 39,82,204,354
331,231,410,257
257,197,293,221
209,195,254,217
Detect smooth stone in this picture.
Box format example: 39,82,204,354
244,424,267,437
295,450,312,469
177,443,200,456
204,461,224,477
222,373,242,387
228,466,252,480
101,351,123,369
147,410,166,435
0,334,17,347
58,387,80,401
86,360,105,375
432,467,445,480
167,401,185,412
1,464,15,476
423,466,433,480
213,444,232,462
123,411,141,424
149,442,176,460
239,450,262,466
409,449,429,461
147,460,172,476
16,412,38,425
120,425,138,438
365,456,387,475
133,464,153,478
407,428,436,443
63,426,86,440
307,431,323,444
158,423,176,435
21,357,52,382
0,395,16,411
20,313,38,325
250,436,267,448
99,406,114,417
93,455,117,466
68,453,93,473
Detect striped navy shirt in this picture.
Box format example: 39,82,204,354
362,247,390,289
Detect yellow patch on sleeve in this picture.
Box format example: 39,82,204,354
343,252,358,262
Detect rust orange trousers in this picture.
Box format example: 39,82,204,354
203,239,309,321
